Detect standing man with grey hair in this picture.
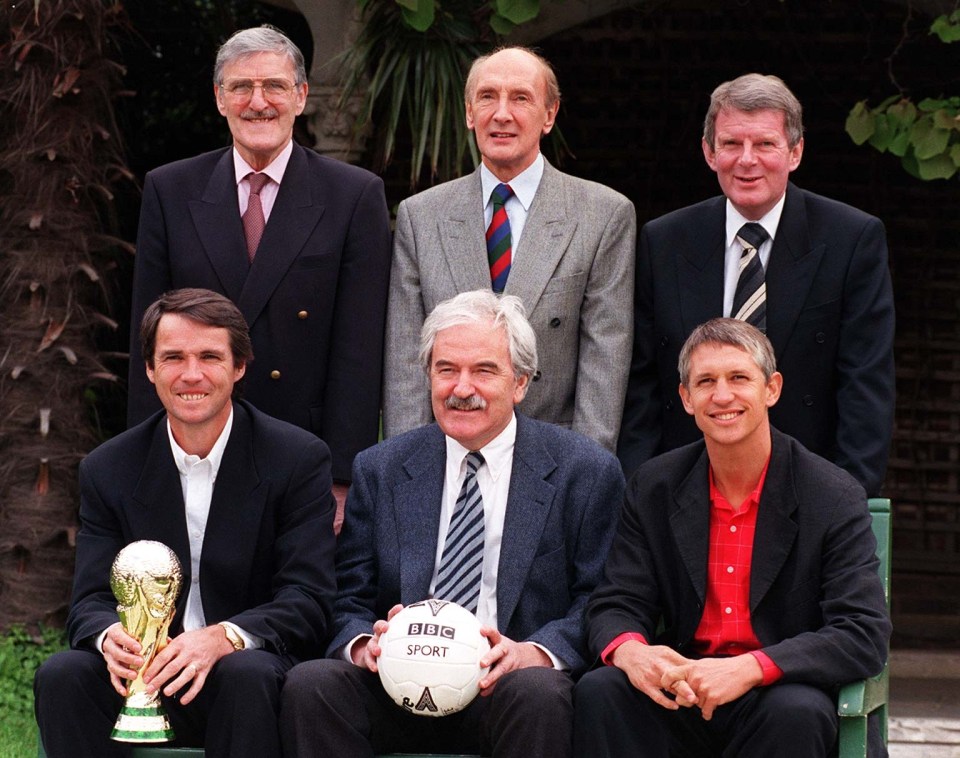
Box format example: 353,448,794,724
579,318,890,757
383,46,636,453
618,73,894,497
128,25,391,514
281,289,624,758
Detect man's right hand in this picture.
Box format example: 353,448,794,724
101,622,143,697
350,604,404,672
609,640,698,710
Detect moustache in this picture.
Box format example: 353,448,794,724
241,108,279,120
444,395,487,411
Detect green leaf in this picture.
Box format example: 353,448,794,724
916,152,958,180
888,123,912,157
874,94,901,112
950,143,960,167
845,101,875,145
886,99,918,128
933,108,960,130
489,12,516,35
867,115,892,152
901,150,922,179
910,116,950,160
399,0,435,32
496,0,540,25
930,11,960,44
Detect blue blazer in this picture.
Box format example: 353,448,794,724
127,143,392,482
68,400,337,662
618,183,895,496
329,414,625,675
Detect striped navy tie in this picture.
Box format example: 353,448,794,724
435,451,485,613
732,222,770,332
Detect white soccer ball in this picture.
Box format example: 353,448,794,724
377,599,491,717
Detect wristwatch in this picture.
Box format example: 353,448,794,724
218,622,245,651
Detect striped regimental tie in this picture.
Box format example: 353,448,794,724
486,183,514,294
731,222,770,332
434,451,485,613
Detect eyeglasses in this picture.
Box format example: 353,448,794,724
221,78,299,100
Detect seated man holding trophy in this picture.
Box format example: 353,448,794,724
34,288,336,758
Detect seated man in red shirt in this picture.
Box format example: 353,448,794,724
575,318,891,758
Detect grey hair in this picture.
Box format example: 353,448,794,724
419,290,538,380
464,46,561,108
703,73,803,149
214,25,307,85
678,318,777,386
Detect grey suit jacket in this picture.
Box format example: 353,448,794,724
383,159,636,452
329,414,624,674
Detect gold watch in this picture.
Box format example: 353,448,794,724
218,622,245,651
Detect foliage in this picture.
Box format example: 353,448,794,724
0,0,131,630
0,626,66,756
846,12,960,180
340,0,550,188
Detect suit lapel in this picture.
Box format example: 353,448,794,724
188,149,249,302
678,197,726,333
131,420,191,629
496,416,557,631
765,184,823,352
438,169,494,293
395,428,446,603
503,161,575,310
202,404,266,618
750,430,799,610
669,448,712,606
237,144,325,328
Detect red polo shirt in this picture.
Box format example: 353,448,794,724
602,459,783,686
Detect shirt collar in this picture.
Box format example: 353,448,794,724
233,139,293,186
480,153,544,213
708,455,771,513
444,412,517,483
723,191,786,248
167,407,234,476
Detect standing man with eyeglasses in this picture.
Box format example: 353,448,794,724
128,26,391,517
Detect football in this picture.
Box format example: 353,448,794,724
377,599,491,717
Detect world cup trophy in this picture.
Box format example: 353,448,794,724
109,540,183,743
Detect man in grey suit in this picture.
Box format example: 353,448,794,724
383,46,636,452
280,290,624,758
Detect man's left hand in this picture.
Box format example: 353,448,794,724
477,627,550,695
660,654,763,720
142,625,236,705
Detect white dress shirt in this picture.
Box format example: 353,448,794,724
721,193,786,317
480,153,545,259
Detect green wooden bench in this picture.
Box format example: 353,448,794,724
836,497,891,758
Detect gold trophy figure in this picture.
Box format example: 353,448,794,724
109,540,183,743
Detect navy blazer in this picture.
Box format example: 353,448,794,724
127,143,392,482
67,400,337,662
329,414,625,675
588,428,890,687
618,183,895,496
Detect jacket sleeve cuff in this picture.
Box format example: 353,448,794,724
601,632,648,666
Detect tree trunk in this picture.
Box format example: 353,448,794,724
0,0,130,630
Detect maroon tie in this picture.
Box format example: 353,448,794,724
242,172,270,261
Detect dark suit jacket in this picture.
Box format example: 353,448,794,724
618,183,895,496
587,428,890,689
329,414,624,674
127,143,392,482
67,400,337,662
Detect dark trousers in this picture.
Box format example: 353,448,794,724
574,666,842,758
35,648,291,758
280,659,574,758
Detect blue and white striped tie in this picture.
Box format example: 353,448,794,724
435,451,485,613
732,222,770,332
